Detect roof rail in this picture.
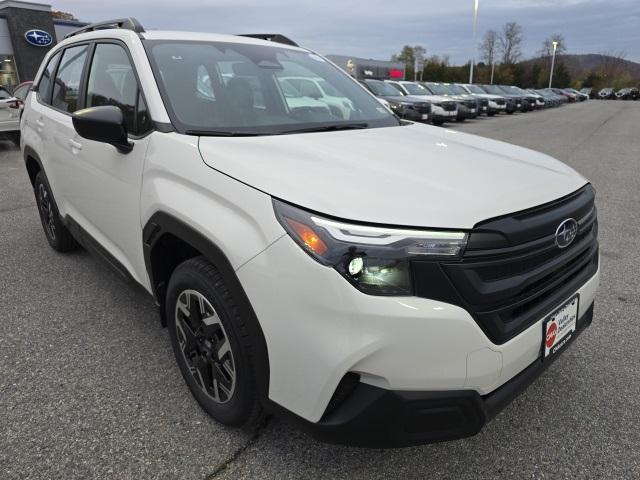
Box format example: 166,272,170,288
64,17,145,39
238,34,298,47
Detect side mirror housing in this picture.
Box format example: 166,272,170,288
72,106,133,154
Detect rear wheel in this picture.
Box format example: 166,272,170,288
166,257,263,428
34,171,79,252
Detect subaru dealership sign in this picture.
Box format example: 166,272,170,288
24,29,53,47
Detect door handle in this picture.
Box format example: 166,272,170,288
69,139,83,152
36,118,45,131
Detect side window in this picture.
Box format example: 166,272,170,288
36,51,61,104
86,43,149,135
52,45,89,113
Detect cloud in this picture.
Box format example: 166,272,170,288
52,0,640,62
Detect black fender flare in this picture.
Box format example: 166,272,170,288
142,211,271,404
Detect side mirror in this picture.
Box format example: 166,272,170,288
72,106,133,154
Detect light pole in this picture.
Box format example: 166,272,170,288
548,40,558,88
469,0,479,83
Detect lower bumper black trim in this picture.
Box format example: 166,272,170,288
267,303,594,448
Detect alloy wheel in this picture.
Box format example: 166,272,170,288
174,289,236,404
37,183,56,241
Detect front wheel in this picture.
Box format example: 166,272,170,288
166,257,263,428
33,171,79,252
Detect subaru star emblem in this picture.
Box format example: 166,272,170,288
24,29,53,47
555,218,578,249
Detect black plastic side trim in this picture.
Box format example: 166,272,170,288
64,215,143,289
142,211,271,405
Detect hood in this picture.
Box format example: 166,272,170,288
198,123,587,229
472,93,504,100
380,95,429,104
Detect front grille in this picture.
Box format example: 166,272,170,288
495,99,506,105
479,99,489,108
442,101,456,111
413,103,431,114
412,185,599,344
464,100,477,109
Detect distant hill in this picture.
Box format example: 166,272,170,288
520,54,640,88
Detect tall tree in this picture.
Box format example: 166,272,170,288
539,34,567,58
553,62,571,87
391,45,427,79
499,22,524,64
479,30,499,66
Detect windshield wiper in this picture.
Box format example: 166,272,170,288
185,129,273,137
280,123,369,134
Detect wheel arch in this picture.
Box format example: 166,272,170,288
143,211,271,402
23,145,43,187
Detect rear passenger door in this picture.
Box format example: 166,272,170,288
65,41,153,284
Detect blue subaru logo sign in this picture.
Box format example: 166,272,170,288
24,29,53,47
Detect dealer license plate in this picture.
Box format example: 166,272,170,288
543,295,578,359
421,114,429,120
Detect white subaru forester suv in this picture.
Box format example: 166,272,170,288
20,18,599,447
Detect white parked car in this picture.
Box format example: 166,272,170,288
21,19,599,447
0,86,22,144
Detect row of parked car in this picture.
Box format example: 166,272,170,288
358,79,585,126
584,87,640,100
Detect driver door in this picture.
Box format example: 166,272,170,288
65,42,153,284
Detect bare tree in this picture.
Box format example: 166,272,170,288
598,50,628,85
539,34,567,58
499,22,524,64
479,30,499,65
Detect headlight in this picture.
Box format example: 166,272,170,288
273,199,468,296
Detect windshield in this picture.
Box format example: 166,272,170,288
506,86,526,95
146,41,398,134
448,84,467,95
464,84,483,94
366,80,403,97
401,82,429,96
425,83,449,95
481,84,503,95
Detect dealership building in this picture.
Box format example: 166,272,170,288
0,0,87,89
326,54,405,81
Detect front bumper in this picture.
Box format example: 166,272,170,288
278,303,593,448
237,227,600,425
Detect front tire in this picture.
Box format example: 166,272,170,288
166,257,263,428
33,171,79,252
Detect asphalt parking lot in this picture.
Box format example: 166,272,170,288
1,100,639,480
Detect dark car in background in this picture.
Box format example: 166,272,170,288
500,85,538,110
615,88,639,100
480,84,520,113
359,79,432,123
458,84,507,115
580,87,593,98
422,82,478,121
598,88,616,99
443,83,489,115
536,89,565,107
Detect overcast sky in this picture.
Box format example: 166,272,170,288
51,0,640,63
